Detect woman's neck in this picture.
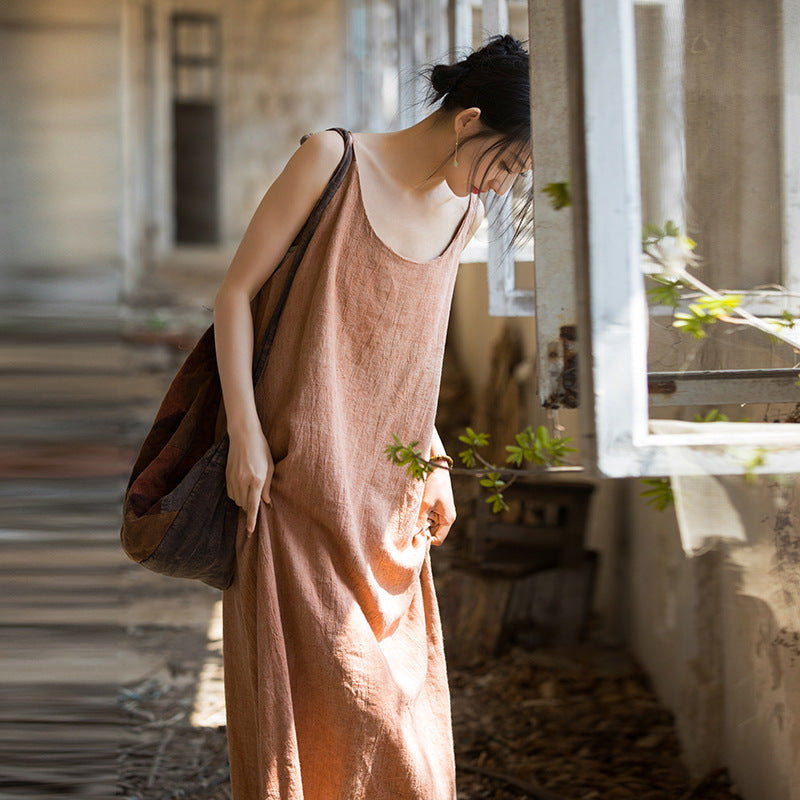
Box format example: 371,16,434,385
365,113,456,197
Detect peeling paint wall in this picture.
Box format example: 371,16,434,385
624,479,800,798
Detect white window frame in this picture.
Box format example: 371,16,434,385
456,0,537,315
576,0,800,477
530,0,578,406
783,0,800,294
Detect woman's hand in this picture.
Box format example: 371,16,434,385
416,464,456,546
226,425,274,535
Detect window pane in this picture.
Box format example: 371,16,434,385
579,0,800,476
634,0,800,426
175,19,216,60
174,64,215,102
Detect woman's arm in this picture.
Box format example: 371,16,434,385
429,426,447,461
414,200,484,545
418,425,456,546
213,130,346,533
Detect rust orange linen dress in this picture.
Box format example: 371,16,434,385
222,129,476,800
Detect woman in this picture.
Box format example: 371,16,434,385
213,34,531,800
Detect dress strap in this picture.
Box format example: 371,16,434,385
300,127,352,149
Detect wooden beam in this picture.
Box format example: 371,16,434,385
648,368,800,406
531,0,578,406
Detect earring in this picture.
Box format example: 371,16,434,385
453,135,459,168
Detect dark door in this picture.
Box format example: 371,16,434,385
171,14,220,244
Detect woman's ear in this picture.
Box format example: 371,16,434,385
453,107,482,135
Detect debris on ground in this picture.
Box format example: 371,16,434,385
117,641,741,800
449,644,740,800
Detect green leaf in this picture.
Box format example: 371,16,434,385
664,219,680,238
459,427,490,447
459,448,476,468
642,223,665,243
479,472,504,490
693,408,730,423
505,445,524,467
647,273,685,287
542,182,572,210
486,493,510,514
503,425,576,467
695,294,742,317
742,447,767,483
384,437,432,481
673,311,711,339
764,310,799,330
647,283,682,308
639,477,674,511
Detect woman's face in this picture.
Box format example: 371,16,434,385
448,133,531,198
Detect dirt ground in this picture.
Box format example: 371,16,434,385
115,616,741,800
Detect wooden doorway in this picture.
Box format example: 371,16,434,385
171,14,220,245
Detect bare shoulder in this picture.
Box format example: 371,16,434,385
260,127,348,226
287,129,347,187
298,128,348,159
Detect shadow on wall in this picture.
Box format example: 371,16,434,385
625,473,800,800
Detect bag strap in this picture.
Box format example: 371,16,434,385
250,127,353,385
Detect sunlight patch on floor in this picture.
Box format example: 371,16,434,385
190,598,226,727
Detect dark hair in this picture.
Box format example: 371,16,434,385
424,35,532,244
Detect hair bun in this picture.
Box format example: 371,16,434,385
423,34,529,137
463,34,525,71
429,62,469,99
481,34,525,58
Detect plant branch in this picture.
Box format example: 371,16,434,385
678,271,800,350
422,460,550,479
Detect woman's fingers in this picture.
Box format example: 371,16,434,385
417,466,457,546
427,510,454,546
224,432,274,534
262,452,274,506
245,481,262,535
415,495,456,545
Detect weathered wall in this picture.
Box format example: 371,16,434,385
0,0,344,279
624,478,800,799
0,1,123,271
145,0,345,268
218,0,344,247
624,5,800,795
684,0,782,290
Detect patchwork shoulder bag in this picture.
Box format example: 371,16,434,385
120,127,353,590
